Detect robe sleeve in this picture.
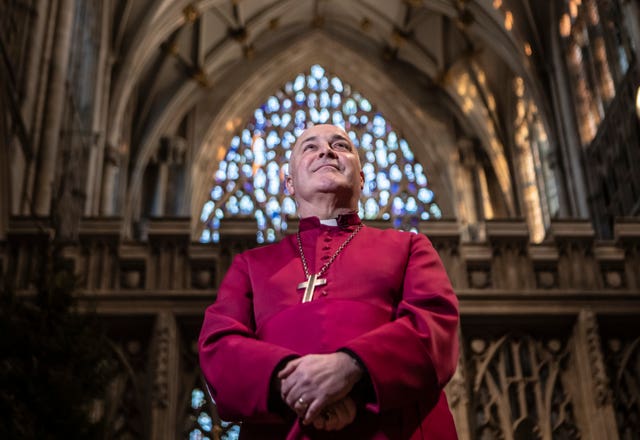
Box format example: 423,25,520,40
341,232,459,412
198,252,299,421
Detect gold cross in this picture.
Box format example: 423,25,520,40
297,274,327,303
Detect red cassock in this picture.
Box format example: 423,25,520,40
198,214,459,439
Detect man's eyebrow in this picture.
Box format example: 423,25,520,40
299,136,318,145
330,134,351,144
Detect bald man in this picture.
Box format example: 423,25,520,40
199,124,459,439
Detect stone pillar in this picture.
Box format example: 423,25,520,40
446,330,472,440
33,0,75,215
149,312,181,440
568,309,619,439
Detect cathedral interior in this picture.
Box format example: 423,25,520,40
2,0,640,439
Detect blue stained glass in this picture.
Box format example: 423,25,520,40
266,198,280,218
366,151,375,163
377,173,391,191
319,91,330,108
343,99,357,115
389,165,402,182
226,196,239,214
418,188,433,203
215,169,226,182
190,429,203,440
192,389,205,409
200,63,441,242
211,186,223,200
254,188,266,203
257,231,265,243
392,197,405,215
311,64,325,79
393,217,402,228
308,92,317,107
293,74,305,91
254,168,266,189
399,139,414,161
331,93,341,108
239,195,254,214
283,197,296,215
365,198,379,218
307,76,318,90
266,131,279,149
281,113,291,128
331,77,343,92
310,108,320,123
198,412,213,432
266,96,280,112
242,129,252,145
319,108,330,123
268,177,280,195
227,162,239,180
200,201,214,222
376,150,388,167
406,197,418,213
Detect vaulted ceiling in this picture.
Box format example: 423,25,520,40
105,0,559,231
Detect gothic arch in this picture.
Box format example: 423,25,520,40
187,32,459,239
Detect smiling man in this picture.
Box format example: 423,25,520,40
198,124,460,439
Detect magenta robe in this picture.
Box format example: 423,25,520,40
198,215,459,439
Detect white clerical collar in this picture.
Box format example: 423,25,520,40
319,218,338,226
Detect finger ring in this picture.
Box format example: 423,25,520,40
297,397,307,407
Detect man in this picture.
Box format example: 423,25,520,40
198,124,459,439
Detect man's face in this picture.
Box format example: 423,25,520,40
286,124,364,204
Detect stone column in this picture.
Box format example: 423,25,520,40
33,0,75,215
568,309,619,439
149,312,181,440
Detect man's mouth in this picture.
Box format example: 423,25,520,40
314,163,340,172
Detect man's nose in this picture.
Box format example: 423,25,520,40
319,144,337,158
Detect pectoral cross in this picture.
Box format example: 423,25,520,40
297,273,327,303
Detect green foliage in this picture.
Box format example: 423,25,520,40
0,244,118,439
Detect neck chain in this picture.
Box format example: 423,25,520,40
296,223,363,303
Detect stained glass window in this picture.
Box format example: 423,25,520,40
559,0,635,146
187,386,240,440
199,64,441,243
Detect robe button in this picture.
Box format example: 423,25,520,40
321,255,330,261
324,237,332,242
322,245,331,250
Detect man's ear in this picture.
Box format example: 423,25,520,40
359,171,364,190
285,175,295,196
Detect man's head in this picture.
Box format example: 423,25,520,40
285,124,364,217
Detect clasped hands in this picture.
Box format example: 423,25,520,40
278,352,363,431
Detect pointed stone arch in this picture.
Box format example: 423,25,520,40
189,32,458,239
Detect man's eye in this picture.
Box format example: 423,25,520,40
334,143,349,150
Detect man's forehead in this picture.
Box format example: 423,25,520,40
295,125,351,145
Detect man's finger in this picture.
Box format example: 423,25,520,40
303,397,327,425
278,358,301,378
